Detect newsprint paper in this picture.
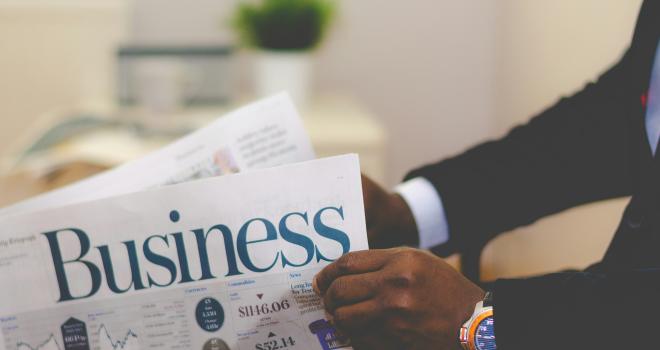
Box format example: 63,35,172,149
0,154,366,350
0,93,315,218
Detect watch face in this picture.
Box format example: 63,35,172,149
474,316,496,350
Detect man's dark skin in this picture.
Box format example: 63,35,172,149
314,176,484,350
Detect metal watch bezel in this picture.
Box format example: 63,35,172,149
459,300,494,350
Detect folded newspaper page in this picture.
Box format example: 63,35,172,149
0,154,366,350
0,93,315,218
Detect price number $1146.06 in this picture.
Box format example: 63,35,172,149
238,299,291,318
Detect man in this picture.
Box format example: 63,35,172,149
314,2,660,349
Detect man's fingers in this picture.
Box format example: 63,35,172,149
314,250,391,295
331,299,382,335
323,272,379,313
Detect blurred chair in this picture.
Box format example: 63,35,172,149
0,0,127,170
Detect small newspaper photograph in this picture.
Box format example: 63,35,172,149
0,93,315,218
0,154,366,350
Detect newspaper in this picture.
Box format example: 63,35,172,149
0,93,315,218
0,154,366,350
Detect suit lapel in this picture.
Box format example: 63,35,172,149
630,1,660,197
600,1,660,270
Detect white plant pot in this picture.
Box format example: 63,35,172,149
254,51,312,107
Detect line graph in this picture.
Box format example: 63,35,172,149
16,334,61,350
96,324,139,350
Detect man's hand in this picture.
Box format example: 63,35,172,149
314,248,485,350
362,175,418,248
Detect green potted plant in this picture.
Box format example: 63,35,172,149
233,0,336,106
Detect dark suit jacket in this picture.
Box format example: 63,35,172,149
406,2,660,348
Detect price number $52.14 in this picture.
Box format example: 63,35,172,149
255,336,296,350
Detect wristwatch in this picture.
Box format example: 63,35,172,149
459,291,496,350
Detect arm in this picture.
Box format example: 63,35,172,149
364,47,642,253
406,48,641,255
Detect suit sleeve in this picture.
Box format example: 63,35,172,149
492,268,660,349
405,49,641,255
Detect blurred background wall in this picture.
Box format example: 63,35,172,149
0,0,647,279
0,0,126,157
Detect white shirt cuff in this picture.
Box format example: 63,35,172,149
395,177,450,249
